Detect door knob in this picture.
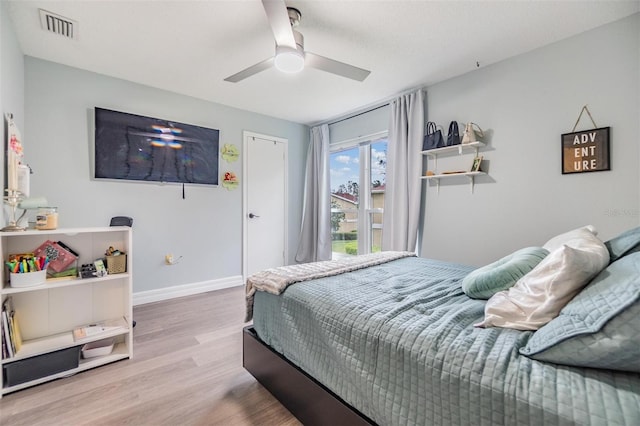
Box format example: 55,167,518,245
249,213,260,219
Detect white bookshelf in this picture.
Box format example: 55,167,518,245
0,227,133,397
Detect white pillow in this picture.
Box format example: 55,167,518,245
542,225,597,252
476,231,609,330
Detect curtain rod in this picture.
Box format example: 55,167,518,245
327,103,389,126
316,87,425,128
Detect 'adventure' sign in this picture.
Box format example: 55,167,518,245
561,127,610,174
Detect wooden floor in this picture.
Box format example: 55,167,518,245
0,286,301,426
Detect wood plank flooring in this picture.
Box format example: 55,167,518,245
0,286,301,426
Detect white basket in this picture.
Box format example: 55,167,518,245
81,338,115,358
10,270,47,288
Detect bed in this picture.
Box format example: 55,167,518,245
243,228,640,426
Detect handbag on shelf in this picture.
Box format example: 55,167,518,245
446,121,461,146
462,122,484,144
422,121,444,151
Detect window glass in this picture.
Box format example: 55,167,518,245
330,147,359,256
330,136,387,258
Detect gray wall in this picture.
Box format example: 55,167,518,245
24,57,308,294
1,1,25,199
421,13,640,266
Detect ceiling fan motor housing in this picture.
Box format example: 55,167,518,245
287,7,301,27
293,30,304,51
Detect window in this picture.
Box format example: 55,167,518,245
330,133,387,258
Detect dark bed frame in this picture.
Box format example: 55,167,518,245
243,326,375,426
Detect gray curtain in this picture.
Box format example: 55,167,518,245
295,124,332,263
382,90,424,252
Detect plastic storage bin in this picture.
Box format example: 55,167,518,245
9,270,47,288
3,346,81,386
81,338,115,358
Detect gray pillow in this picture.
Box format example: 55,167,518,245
604,225,640,263
520,252,640,372
461,247,549,300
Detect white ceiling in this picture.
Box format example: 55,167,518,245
6,1,639,125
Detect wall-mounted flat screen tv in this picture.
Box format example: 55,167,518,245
94,107,219,186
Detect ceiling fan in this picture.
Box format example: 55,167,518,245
224,0,371,83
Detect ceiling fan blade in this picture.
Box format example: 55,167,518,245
262,0,296,49
224,57,275,83
305,52,371,82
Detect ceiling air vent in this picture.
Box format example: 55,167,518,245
39,9,78,40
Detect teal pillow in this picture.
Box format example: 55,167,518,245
520,252,640,372
604,226,640,263
461,247,549,300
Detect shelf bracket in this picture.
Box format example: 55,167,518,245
467,175,475,194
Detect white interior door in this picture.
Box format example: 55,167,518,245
243,132,288,278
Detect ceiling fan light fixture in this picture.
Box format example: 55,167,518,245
223,1,371,83
274,46,305,74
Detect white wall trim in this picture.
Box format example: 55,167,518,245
133,275,243,306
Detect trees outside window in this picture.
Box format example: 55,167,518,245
330,135,387,258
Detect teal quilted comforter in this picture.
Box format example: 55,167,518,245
252,256,640,425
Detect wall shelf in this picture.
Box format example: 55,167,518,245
421,141,485,163
421,141,487,194
421,171,485,194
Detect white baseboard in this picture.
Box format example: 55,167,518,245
133,275,244,306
